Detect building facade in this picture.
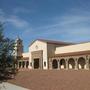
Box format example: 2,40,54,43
15,38,90,70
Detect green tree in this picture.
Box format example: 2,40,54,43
0,22,17,80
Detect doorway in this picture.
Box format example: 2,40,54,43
34,58,40,69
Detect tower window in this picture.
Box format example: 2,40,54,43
19,42,20,44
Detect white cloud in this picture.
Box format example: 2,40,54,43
36,15,90,31
33,9,90,42
0,9,5,15
0,8,6,22
13,7,31,14
6,15,29,28
0,8,30,29
0,7,90,42
0,16,5,22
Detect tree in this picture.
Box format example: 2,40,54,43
0,22,17,81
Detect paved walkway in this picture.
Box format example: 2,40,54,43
0,82,29,90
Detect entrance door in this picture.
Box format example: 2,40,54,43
34,58,39,69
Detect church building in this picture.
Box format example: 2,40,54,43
14,37,90,70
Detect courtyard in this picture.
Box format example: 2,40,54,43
8,70,90,90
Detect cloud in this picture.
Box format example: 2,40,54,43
0,7,90,42
0,8,30,29
0,9,5,15
35,15,90,31
32,9,90,42
6,15,29,28
0,8,33,42
13,7,32,14
0,16,5,22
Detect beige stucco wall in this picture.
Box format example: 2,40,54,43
55,42,90,54
22,53,29,58
29,40,48,69
47,44,61,57
47,44,55,57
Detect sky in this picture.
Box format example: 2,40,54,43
0,0,90,52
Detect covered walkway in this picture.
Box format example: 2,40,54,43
49,55,90,70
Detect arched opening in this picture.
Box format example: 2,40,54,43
19,62,22,68
60,59,66,69
68,58,75,69
26,61,29,68
52,59,58,69
22,61,25,68
78,57,86,69
89,58,90,69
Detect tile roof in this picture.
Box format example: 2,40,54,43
54,50,90,57
29,39,75,46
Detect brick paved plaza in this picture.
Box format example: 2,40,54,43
8,70,90,90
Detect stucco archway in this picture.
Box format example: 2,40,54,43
19,62,22,68
22,61,25,68
60,59,66,69
26,61,29,68
52,59,58,69
68,58,75,69
89,58,90,69
78,57,86,69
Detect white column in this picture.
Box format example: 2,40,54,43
86,56,89,70
24,61,26,68
32,59,34,69
66,59,68,70
58,60,60,70
49,58,52,70
75,58,78,70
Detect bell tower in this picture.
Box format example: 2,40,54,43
14,36,23,60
